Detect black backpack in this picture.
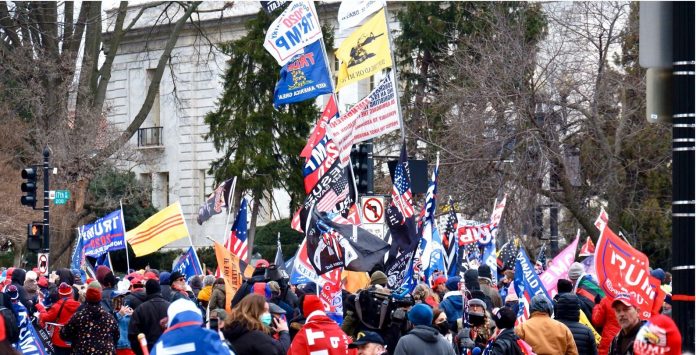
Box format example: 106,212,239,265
0,306,19,343
354,288,392,330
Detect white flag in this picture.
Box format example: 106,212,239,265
337,0,386,31
264,0,323,66
329,71,401,166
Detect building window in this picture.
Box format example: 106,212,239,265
198,170,207,204
146,69,161,127
153,172,169,209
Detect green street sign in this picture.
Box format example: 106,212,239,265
55,190,70,205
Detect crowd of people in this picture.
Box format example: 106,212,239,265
0,259,683,355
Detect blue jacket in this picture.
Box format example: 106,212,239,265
151,299,233,355
116,312,132,349
439,292,463,329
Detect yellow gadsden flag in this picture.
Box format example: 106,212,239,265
213,241,254,313
126,202,188,257
335,9,392,91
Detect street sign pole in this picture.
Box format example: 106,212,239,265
42,147,50,252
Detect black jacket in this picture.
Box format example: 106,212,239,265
127,293,170,355
554,293,598,355
222,322,289,355
609,321,646,355
489,328,523,355
10,268,31,310
125,289,148,310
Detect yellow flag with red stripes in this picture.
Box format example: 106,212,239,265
126,201,189,256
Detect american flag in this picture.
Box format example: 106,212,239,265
316,172,349,212
536,243,547,267
442,200,459,273
227,198,249,260
391,143,414,220
496,239,518,272
418,153,439,233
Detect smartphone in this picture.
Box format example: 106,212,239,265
209,317,219,330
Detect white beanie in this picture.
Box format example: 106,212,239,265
26,270,38,281
568,262,585,281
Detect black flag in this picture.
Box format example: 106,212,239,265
306,209,389,275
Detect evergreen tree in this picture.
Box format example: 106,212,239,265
204,10,333,255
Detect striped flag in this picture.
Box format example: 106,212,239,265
390,142,414,221
316,173,349,212
126,202,189,257
227,198,249,261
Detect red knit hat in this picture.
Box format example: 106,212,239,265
86,281,102,303
634,314,682,355
432,275,447,290
37,276,48,288
303,295,325,318
58,282,73,297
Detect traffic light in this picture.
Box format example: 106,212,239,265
21,167,37,208
350,142,373,194
27,222,43,252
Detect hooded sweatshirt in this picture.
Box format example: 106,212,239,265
394,325,456,355
151,299,233,355
555,293,597,355
289,310,351,355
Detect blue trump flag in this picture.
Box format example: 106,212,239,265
79,209,126,257
70,233,85,270
274,40,332,108
172,246,203,278
514,247,550,322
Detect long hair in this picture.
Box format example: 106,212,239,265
225,294,268,334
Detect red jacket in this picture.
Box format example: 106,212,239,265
39,297,81,348
289,311,356,355
592,296,621,355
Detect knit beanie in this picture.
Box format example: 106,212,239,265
370,271,388,287
58,282,73,297
463,269,480,291
5,285,18,301
303,294,325,318
145,279,161,295
445,276,461,291
568,262,584,281
86,281,102,303
202,275,216,287
650,268,666,283
159,272,171,286
477,265,493,281
634,314,682,355
26,270,38,282
96,265,116,287
557,279,574,294
493,307,516,329
407,303,433,326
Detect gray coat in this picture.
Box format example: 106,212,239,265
394,325,456,355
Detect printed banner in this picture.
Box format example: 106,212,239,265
80,210,126,257
264,0,323,66
214,241,254,313
274,40,333,107
17,308,48,355
514,247,550,323
330,71,401,166
300,96,338,160
337,0,386,30
260,0,288,14
457,223,497,246
197,178,234,225
70,233,85,270
335,9,392,90
173,246,203,279
539,236,579,298
302,133,340,194
319,267,343,313
595,226,664,319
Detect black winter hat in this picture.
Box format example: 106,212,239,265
463,269,480,291
493,307,517,329
145,279,161,295
477,264,493,280
557,279,574,294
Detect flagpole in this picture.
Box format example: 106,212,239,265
221,177,238,245
381,3,406,141
119,200,131,273
178,201,204,275
107,252,113,271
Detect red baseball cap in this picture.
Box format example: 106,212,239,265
432,275,447,289
612,293,637,308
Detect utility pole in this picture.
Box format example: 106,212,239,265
42,147,50,252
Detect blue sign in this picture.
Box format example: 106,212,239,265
70,234,85,270
79,210,126,257
172,246,203,279
274,40,333,108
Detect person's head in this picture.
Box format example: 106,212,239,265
370,271,388,288
529,294,553,317
96,265,116,288
407,303,433,327
477,265,493,284
445,276,461,292
214,278,225,287
557,279,574,294
650,268,666,284
348,331,387,355
302,294,325,318
503,270,514,284
662,295,672,316
169,271,186,290
432,308,449,336
227,293,270,333
85,281,102,304
663,272,672,285
112,291,129,312
492,307,516,330
468,298,487,326
145,279,161,296
189,275,202,290
58,282,73,299
210,308,227,329
203,275,216,287
431,276,447,294
568,262,584,283
612,293,641,332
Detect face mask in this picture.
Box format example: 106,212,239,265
260,312,272,326
468,312,485,326
436,322,450,336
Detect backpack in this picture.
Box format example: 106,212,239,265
0,306,19,343
354,288,391,330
